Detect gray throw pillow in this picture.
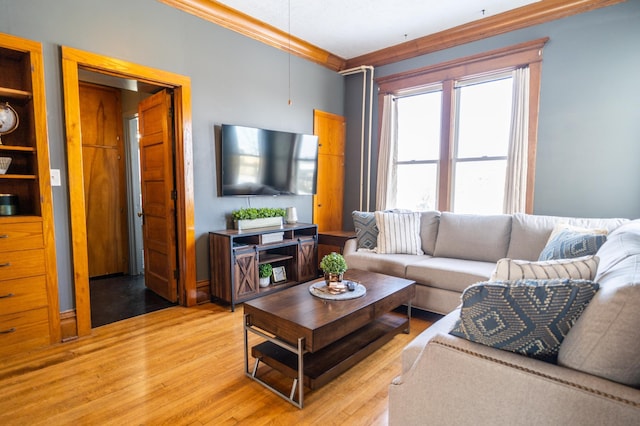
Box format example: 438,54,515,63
352,211,378,250
450,279,599,363
538,230,607,261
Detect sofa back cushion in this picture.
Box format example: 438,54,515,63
507,213,628,261
433,212,512,262
557,220,640,387
419,210,441,255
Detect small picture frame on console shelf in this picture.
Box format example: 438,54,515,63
272,266,287,283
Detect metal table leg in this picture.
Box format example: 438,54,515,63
244,314,306,408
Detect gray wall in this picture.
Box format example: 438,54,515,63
344,1,640,225
0,0,344,310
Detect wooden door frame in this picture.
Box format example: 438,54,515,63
62,47,196,337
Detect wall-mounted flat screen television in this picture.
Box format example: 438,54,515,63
220,124,319,196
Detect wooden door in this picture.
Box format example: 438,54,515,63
79,83,129,277
138,90,177,302
313,110,346,231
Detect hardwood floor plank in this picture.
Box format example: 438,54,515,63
0,303,433,425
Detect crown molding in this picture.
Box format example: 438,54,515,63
159,0,624,72
157,0,346,71
345,0,626,69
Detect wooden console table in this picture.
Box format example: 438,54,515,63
317,230,356,267
209,223,318,311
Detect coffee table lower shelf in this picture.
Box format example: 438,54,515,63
246,312,409,407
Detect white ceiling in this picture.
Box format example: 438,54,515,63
216,0,540,59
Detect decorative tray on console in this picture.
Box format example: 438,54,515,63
308,280,366,300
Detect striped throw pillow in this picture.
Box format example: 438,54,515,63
491,255,599,281
375,211,424,255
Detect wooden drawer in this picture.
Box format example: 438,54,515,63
0,248,46,280
0,307,51,356
0,221,44,252
0,275,48,315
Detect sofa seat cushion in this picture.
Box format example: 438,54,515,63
558,220,640,387
405,257,495,293
433,212,512,262
450,279,599,362
507,213,628,261
342,249,430,278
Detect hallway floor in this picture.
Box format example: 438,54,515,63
90,274,176,327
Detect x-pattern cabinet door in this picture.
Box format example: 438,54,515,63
297,239,317,282
234,250,257,299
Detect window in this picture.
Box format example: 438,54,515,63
452,74,513,214
396,86,442,211
376,38,547,214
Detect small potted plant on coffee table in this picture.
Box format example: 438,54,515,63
320,252,348,290
258,263,272,288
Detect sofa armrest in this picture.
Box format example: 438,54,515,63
343,237,357,255
389,333,640,426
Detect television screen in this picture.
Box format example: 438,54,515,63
221,124,319,196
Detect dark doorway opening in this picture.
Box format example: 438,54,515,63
90,275,176,327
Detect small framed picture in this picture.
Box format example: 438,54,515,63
272,266,287,283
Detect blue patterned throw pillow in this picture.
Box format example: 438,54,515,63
352,211,378,250
538,230,607,261
450,279,599,363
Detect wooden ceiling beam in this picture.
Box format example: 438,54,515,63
159,0,625,72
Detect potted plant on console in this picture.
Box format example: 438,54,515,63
259,263,272,288
320,252,348,289
231,207,286,231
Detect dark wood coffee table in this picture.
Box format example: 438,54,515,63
243,269,416,408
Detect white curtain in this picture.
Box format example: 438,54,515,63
376,94,398,210
503,67,530,214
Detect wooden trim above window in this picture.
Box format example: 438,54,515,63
346,0,624,69
377,38,549,94
160,0,619,72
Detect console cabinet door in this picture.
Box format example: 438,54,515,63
297,239,317,282
234,251,258,299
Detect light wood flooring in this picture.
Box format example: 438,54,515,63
0,303,436,425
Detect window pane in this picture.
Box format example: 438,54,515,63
452,160,506,214
456,78,512,158
397,91,442,161
396,163,438,211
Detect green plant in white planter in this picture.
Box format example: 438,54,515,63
320,252,348,288
231,207,286,230
258,263,272,288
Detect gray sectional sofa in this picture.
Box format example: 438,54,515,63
343,211,640,424
344,211,627,314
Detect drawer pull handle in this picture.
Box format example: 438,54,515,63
0,327,16,334
0,234,8,239
0,262,10,267
0,293,14,299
